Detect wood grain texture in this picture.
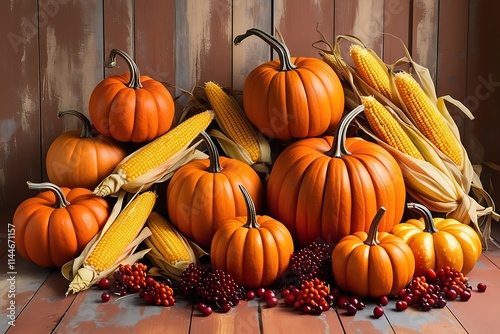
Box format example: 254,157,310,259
382,0,412,64
411,0,439,80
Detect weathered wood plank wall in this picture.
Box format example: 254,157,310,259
1,0,499,220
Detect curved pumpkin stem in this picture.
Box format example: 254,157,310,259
364,206,386,246
26,181,70,208
326,104,365,157
234,28,297,72
57,110,93,139
200,131,222,173
407,203,439,233
106,48,143,89
239,184,260,229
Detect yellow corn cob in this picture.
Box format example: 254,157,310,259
350,44,392,99
394,72,462,166
204,81,264,164
94,110,214,196
146,211,191,264
361,96,424,160
84,191,156,273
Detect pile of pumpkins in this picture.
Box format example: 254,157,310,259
12,28,482,298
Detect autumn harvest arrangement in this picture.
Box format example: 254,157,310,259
12,28,499,317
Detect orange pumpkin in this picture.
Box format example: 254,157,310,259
211,185,294,289
234,28,344,140
391,203,482,276
167,132,265,251
267,105,406,247
332,207,415,299
13,181,109,267
46,110,127,189
89,49,175,143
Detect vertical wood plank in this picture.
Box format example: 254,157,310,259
232,0,273,90
103,0,134,77
275,0,335,58
175,0,233,91
382,0,412,64
411,0,439,80
38,0,104,180
0,0,41,210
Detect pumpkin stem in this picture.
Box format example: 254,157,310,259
239,185,260,229
26,181,70,208
234,28,297,71
364,206,386,246
326,104,365,157
57,110,94,139
106,48,143,89
407,203,439,233
200,131,223,173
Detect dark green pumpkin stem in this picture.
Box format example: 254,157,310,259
234,28,297,71
200,131,222,173
407,203,439,233
240,184,260,229
106,48,143,89
364,207,386,246
325,104,365,157
57,110,93,139
27,181,70,208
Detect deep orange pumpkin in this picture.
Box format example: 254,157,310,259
167,132,265,251
234,28,344,140
267,105,406,248
331,207,415,298
46,110,127,190
89,49,175,143
13,181,109,267
391,203,482,276
211,185,294,289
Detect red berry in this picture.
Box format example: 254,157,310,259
337,294,350,309
378,295,389,306
281,288,290,298
477,283,487,292
200,305,213,316
395,300,407,311
263,289,276,301
221,303,232,313
145,276,156,287
256,287,266,298
445,289,458,301
266,297,279,308
245,290,256,300
459,290,472,301
346,304,357,315
98,278,110,290
284,293,296,305
373,306,384,318
425,268,437,281
197,303,208,312
101,292,111,303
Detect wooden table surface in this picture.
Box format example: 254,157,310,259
1,232,500,334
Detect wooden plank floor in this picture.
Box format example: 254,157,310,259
1,225,500,334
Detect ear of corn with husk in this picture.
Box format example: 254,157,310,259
93,110,214,197
143,211,207,281
63,191,156,295
314,33,499,249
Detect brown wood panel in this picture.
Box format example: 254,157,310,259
103,0,134,77
175,0,233,91
232,1,273,90
0,0,42,210
38,0,104,180
383,0,412,64
275,0,335,58
411,0,439,80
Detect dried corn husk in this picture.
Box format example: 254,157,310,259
314,32,499,249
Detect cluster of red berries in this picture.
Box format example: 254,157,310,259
287,241,334,285
98,263,175,307
281,278,334,315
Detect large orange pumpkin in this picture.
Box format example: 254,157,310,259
332,207,415,298
13,181,109,267
267,105,406,247
391,203,482,276
211,185,294,289
234,28,344,140
89,49,175,143
167,132,265,251
46,110,127,189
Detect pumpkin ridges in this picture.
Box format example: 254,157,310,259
368,245,393,297
24,208,53,267
49,209,79,267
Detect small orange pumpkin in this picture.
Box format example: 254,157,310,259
332,207,415,299
89,49,175,143
235,28,344,140
391,203,482,276
211,185,294,289
13,181,109,267
46,110,127,189
167,132,265,251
